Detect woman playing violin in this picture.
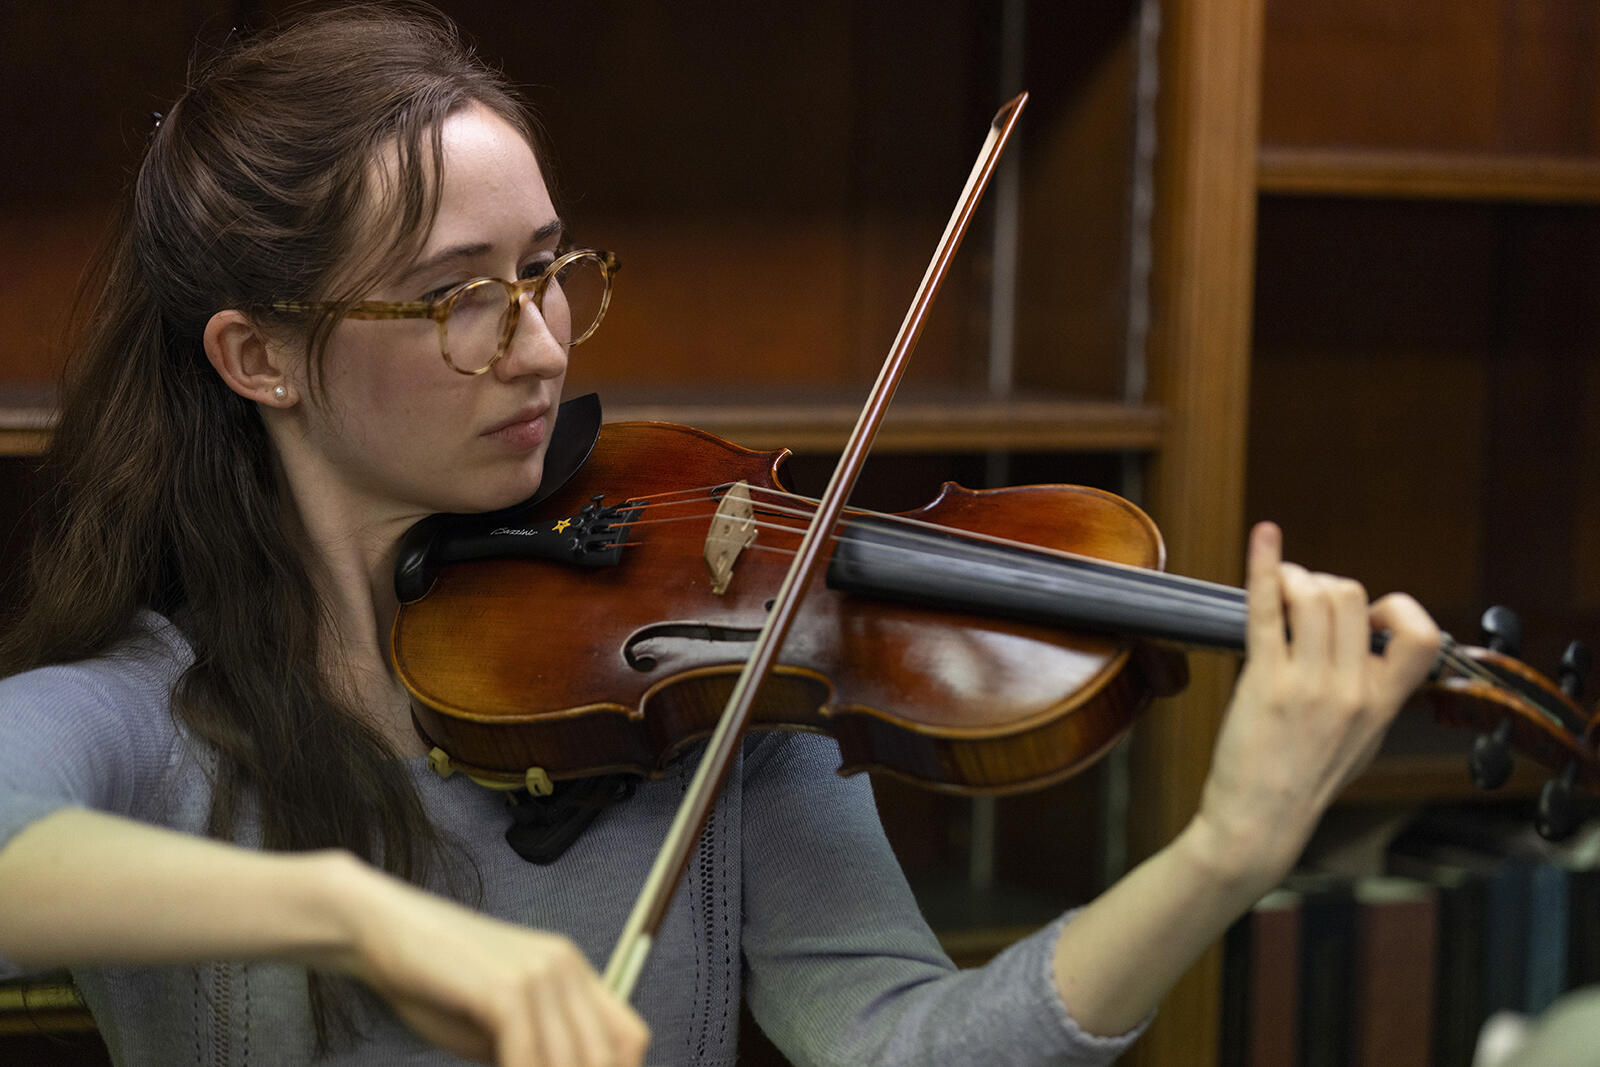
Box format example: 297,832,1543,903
0,5,1441,1065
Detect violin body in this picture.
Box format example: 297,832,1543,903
392,420,1189,795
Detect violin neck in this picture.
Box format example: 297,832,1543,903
826,517,1251,652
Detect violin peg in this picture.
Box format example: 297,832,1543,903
1479,605,1524,657
1560,640,1593,701
1469,718,1514,791
1537,762,1580,841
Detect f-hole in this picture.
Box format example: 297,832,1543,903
624,622,764,671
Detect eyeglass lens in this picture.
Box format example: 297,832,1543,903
444,253,608,372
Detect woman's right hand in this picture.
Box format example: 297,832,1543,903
326,854,649,1067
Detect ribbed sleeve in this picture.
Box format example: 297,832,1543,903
0,612,193,978
738,731,1147,1066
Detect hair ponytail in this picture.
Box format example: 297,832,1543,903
1,4,546,1048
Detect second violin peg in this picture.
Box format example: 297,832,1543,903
1537,762,1580,841
1560,640,1593,701
1469,718,1514,791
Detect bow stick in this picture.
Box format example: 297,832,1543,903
603,91,1030,997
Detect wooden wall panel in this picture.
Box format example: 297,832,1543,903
0,1,233,384
1013,0,1139,399
470,1,992,395
1479,206,1600,672
1248,198,1496,630
0,210,109,384
1572,355,1600,614
2,1,227,203
2,3,1140,407
1251,195,1600,680
1261,0,1600,156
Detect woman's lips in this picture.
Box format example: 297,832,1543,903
483,409,549,450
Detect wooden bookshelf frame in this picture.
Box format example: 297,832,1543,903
1258,147,1600,204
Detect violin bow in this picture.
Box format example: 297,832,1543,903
603,91,1030,997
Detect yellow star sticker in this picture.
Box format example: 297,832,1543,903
553,518,573,533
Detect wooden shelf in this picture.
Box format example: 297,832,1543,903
938,924,1046,969
1257,146,1600,204
0,429,49,458
910,873,1063,968
1338,752,1547,806
0,384,1165,458
602,390,1165,454
0,384,53,458
0,980,91,1035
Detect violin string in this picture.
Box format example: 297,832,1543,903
618,484,1254,620
684,516,1546,717
611,483,1249,606
609,486,1600,712
611,485,748,506
695,523,1510,691
615,489,1474,660
1430,642,1573,729
608,547,1561,733
615,501,1278,631
1434,640,1504,691
743,484,1260,605
706,491,1547,698
595,487,1556,716
607,487,1344,641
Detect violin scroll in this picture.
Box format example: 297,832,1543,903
1418,608,1600,840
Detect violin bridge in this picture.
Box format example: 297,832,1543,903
704,481,757,595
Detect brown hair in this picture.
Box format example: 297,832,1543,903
3,2,547,1047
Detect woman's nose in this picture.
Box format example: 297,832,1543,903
493,295,568,382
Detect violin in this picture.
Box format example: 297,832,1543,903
392,391,1600,818
393,391,1190,797
391,93,1598,993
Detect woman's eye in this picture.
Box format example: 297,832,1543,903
518,258,555,281
422,282,465,304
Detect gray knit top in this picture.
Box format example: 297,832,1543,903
0,612,1143,1065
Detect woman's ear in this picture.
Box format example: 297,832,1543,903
203,309,299,407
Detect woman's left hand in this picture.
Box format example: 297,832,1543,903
1191,521,1442,891
1047,522,1441,1036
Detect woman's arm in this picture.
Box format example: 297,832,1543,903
0,807,648,1066
1050,521,1442,1037
0,807,352,969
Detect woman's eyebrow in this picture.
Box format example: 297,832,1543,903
399,219,566,284
402,242,492,283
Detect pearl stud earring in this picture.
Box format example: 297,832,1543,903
272,384,288,402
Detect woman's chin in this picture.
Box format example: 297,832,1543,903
477,460,550,513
